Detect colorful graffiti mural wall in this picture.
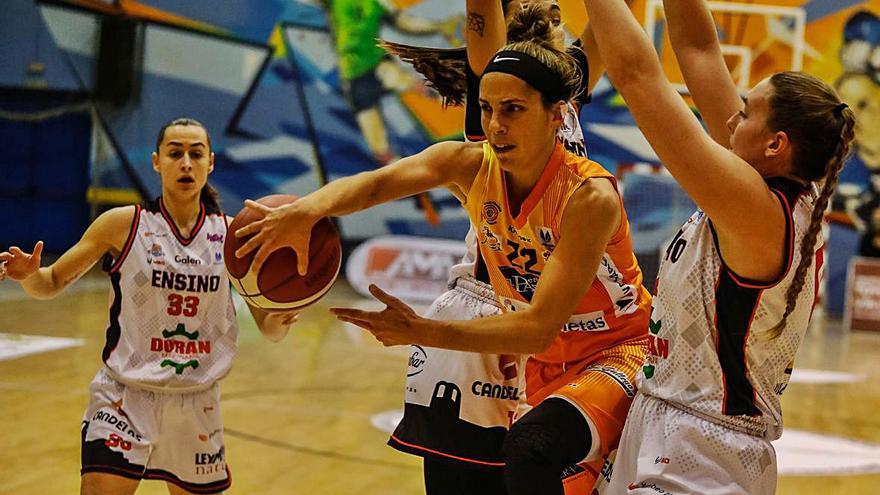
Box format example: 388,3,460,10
1,0,879,313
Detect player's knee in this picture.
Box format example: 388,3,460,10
502,420,559,470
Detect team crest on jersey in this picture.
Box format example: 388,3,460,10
214,252,223,264
147,243,166,266
482,201,501,225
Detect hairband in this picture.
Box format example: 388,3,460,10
482,50,569,103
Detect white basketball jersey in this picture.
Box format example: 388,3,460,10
639,179,823,440
102,198,238,392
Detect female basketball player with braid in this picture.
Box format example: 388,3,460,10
577,0,856,492
0,119,298,495
237,34,650,495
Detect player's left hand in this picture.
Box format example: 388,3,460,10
331,285,424,346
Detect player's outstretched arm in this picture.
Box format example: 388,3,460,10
235,140,482,276
662,0,743,146
332,178,621,354
0,206,135,299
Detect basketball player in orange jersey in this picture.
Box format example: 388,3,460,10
0,119,298,495
378,3,611,493
236,38,651,494
576,0,857,493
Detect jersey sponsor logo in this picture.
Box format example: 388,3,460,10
214,251,223,264
151,270,221,293
174,254,202,266
147,243,166,266
627,482,674,495
195,446,226,475
205,233,224,243
643,314,667,379
562,311,609,332
482,201,501,225
471,381,520,400
598,256,638,316
498,266,538,301
91,410,144,442
161,359,199,374
584,364,635,398
408,345,427,377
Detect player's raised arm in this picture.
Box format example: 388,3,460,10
662,0,744,146
465,0,509,74
234,140,483,276
0,206,135,300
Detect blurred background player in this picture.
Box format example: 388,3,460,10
327,0,461,224
577,0,856,492
0,118,298,495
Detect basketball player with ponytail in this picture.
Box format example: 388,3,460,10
576,0,856,492
238,33,650,494
0,118,298,495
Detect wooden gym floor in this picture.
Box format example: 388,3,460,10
2,270,880,494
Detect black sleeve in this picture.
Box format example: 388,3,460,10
464,64,485,141
567,41,591,110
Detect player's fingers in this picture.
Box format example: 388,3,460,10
243,199,272,216
368,284,407,310
235,218,265,239
9,246,23,256
330,307,374,320
234,232,265,259
295,241,310,276
0,252,12,262
31,241,44,260
334,314,374,331
250,245,274,275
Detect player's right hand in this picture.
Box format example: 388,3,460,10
0,241,44,281
234,200,315,276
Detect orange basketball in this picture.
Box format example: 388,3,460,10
224,194,341,310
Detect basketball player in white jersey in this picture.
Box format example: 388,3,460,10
576,0,856,493
378,3,612,493
0,118,298,495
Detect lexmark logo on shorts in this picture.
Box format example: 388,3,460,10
174,254,201,265
407,345,427,377
563,312,609,332
472,381,520,400
195,446,226,475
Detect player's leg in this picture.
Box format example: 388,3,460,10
424,457,506,495
80,473,140,495
146,385,230,495
503,340,645,495
81,370,154,495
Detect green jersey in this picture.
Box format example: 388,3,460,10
332,0,390,80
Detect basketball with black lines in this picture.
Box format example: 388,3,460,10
224,194,341,310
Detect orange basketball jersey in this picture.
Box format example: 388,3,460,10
463,142,651,403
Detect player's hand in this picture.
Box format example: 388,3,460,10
0,241,44,281
234,200,316,276
331,285,424,346
264,310,300,327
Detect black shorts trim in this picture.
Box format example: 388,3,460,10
143,467,231,494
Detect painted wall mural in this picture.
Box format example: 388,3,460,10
3,0,879,312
